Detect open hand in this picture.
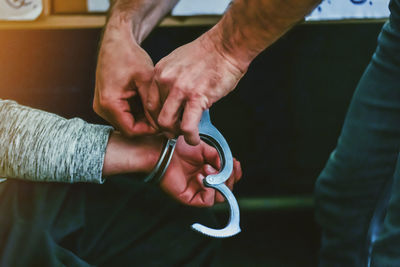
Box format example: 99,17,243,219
161,137,242,207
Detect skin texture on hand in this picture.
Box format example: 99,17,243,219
103,133,242,208
149,33,245,145
94,0,178,137
102,132,164,175
97,0,319,144
94,18,158,137
146,0,321,145
161,137,242,207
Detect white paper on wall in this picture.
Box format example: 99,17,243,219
307,0,390,20
172,0,231,15
87,0,110,12
172,0,390,20
0,0,42,21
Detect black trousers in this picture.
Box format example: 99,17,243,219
0,176,219,266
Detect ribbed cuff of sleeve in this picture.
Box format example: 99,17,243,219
71,124,113,184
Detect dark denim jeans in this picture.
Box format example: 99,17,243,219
315,4,400,266
0,176,218,267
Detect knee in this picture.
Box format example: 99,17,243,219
314,169,329,215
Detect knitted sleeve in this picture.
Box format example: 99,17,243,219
0,99,113,183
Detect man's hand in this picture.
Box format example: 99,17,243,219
94,18,158,137
148,33,246,145
94,0,179,137
145,0,320,145
161,137,242,207
103,133,242,208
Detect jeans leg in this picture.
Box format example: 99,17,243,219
315,20,400,267
0,176,219,267
371,154,400,266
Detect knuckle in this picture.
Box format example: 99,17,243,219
154,64,165,79
173,82,189,96
183,134,199,146
180,123,195,136
158,117,173,130
155,69,175,88
158,74,173,86
154,59,165,72
93,98,108,116
188,93,210,109
138,70,153,84
170,85,186,100
92,100,100,113
146,100,158,113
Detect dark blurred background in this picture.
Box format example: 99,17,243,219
0,21,384,266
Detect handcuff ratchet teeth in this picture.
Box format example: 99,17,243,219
191,109,241,238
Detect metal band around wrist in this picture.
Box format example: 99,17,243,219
144,138,177,183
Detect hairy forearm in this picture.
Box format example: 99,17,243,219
207,0,321,71
107,0,179,44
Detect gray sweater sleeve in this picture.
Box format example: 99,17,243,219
0,99,113,184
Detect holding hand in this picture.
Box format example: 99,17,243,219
103,134,242,208
94,19,158,137
161,137,242,207
147,32,246,145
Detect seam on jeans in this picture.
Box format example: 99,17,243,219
364,155,397,266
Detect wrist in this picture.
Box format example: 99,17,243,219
103,132,165,176
105,12,140,44
106,0,178,44
132,135,166,173
204,22,254,74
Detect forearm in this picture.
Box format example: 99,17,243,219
0,100,112,183
107,0,178,44
206,0,321,71
103,132,164,176
0,100,164,182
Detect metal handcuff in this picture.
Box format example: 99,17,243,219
145,110,241,238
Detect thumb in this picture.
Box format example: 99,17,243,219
105,102,157,137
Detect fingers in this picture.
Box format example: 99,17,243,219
180,164,218,207
95,98,156,137
212,159,242,203
113,109,156,136
141,78,161,130
194,173,216,207
201,164,227,204
233,158,243,183
158,97,204,146
201,142,241,203
173,159,242,207
202,142,221,170
154,63,204,145
157,90,185,139
176,172,214,208
181,100,203,145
